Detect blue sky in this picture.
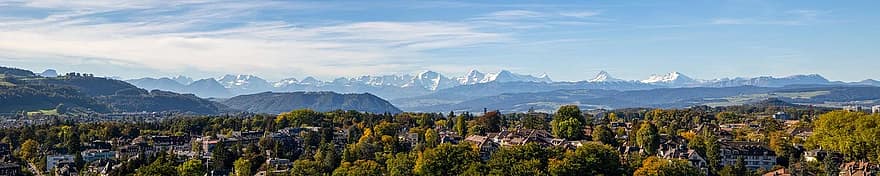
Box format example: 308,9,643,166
0,0,877,82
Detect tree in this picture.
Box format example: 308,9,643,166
177,159,206,176
424,128,439,148
636,122,660,155
138,152,178,176
233,157,252,176
522,113,547,130
332,160,383,176
291,159,323,176
592,125,616,146
414,143,479,176
386,153,416,176
211,141,232,171
455,115,467,136
633,157,701,176
19,139,39,162
549,142,621,176
552,105,585,140
488,143,549,176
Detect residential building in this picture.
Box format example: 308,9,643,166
773,112,792,120
463,135,498,160
46,155,75,172
763,168,792,176
658,143,708,174
0,162,20,176
839,161,878,176
81,149,116,162
719,142,777,170
873,105,880,114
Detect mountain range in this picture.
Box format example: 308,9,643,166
0,66,406,115
121,69,880,113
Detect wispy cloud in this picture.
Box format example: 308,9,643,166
711,9,830,26
0,1,508,79
559,11,601,18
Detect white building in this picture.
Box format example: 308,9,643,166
81,149,116,162
46,155,75,172
872,105,880,114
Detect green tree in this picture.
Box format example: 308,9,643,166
633,157,701,176
552,105,585,140
19,139,39,163
549,142,621,176
424,128,439,148
177,159,206,176
386,153,416,176
291,159,323,176
233,157,252,176
636,122,660,155
332,160,384,176
522,113,547,130
455,115,467,136
592,125,616,146
488,143,549,176
414,143,479,176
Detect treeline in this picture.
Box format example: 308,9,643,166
0,103,863,176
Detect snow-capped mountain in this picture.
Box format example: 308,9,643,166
589,71,625,82
299,76,324,86
404,70,460,91
704,74,832,87
353,75,412,87
482,70,552,83
217,74,272,94
273,78,299,88
172,75,194,85
641,72,700,87
457,69,486,85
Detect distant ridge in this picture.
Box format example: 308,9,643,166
221,92,403,114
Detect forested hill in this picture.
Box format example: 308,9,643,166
0,67,230,114
221,92,403,114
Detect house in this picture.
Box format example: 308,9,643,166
0,162,20,176
46,155,76,172
839,161,878,176
873,105,880,114
772,112,792,120
763,168,792,176
81,149,116,162
266,158,292,170
719,142,777,170
658,143,708,174
438,131,461,144
463,135,498,160
490,129,562,147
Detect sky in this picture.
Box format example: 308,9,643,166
0,0,878,82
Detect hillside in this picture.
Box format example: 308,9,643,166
221,92,403,114
0,69,230,114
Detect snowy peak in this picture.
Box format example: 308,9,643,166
483,70,552,83
171,75,194,85
217,74,271,90
457,69,486,85
273,78,300,88
589,71,624,82
641,72,699,86
299,76,323,85
404,70,459,91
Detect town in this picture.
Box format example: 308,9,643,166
0,101,877,176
